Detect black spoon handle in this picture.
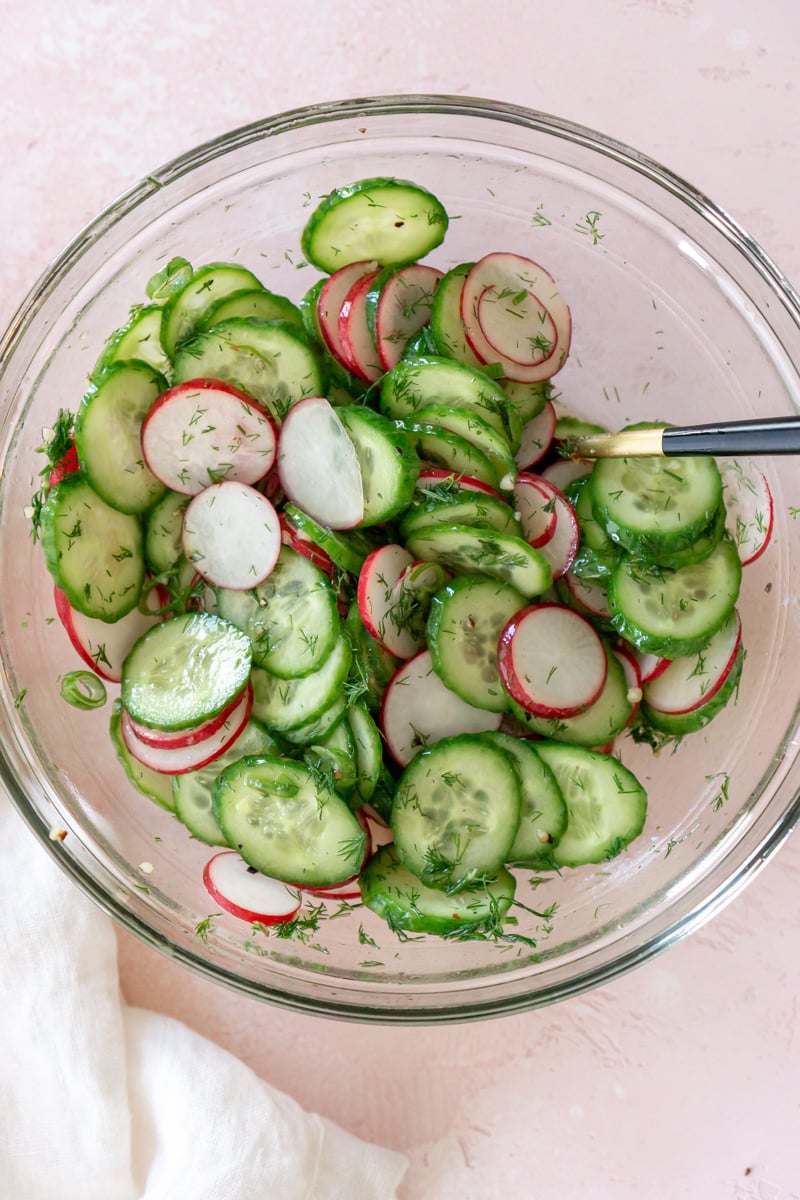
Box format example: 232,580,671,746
663,416,800,456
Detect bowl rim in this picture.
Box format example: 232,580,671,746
3,92,800,1024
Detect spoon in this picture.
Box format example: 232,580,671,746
564,415,800,459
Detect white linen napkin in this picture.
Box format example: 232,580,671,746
0,796,408,1200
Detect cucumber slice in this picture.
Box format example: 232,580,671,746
429,262,483,368
40,475,145,622
502,379,551,424
121,612,252,731
608,538,742,658
380,355,521,449
196,287,304,334
413,403,517,485
301,177,448,273
391,733,522,891
161,263,264,358
213,755,366,888
91,304,172,381
76,361,167,515
427,574,526,712
509,645,634,747
568,475,621,580
346,703,383,804
590,448,723,560
344,602,400,712
483,732,568,868
361,844,516,936
214,546,339,679
144,490,190,575
280,694,348,747
397,421,503,489
172,718,280,845
249,634,351,732
109,701,175,811
338,405,420,525
172,319,324,425
405,524,552,599
283,504,375,575
399,492,522,541
533,742,648,867
304,715,358,798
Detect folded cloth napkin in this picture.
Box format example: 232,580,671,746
0,797,408,1200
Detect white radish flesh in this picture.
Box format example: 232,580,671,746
317,260,378,372
415,468,502,499
338,271,383,383
277,396,364,529
141,379,277,494
120,685,253,774
513,473,558,548
719,458,774,566
524,480,580,580
375,264,443,371
514,401,556,469
126,685,247,749
357,543,418,658
643,611,742,715
498,603,607,718
181,482,281,589
203,851,302,924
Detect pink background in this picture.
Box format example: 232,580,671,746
3,3,800,1197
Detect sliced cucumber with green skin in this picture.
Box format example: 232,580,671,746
367,765,396,824
282,504,375,575
361,843,516,936
249,634,351,733
645,504,726,570
196,288,304,333
608,538,742,659
590,450,723,561
391,733,522,891
508,645,634,747
109,701,175,811
429,262,483,369
483,732,568,868
405,523,552,599
397,421,504,490
402,324,441,359
76,361,167,515
399,491,522,541
338,405,420,525
533,741,648,867
567,475,621,581
91,304,172,381
172,319,324,425
280,693,348,746
501,379,551,424
346,702,383,804
413,404,517,486
380,355,521,450
640,642,744,737
427,574,526,712
213,755,367,888
344,602,400,711
214,546,339,679
304,715,358,797
161,263,264,358
172,717,280,845
144,490,190,575
40,475,145,622
301,177,448,274
122,612,252,731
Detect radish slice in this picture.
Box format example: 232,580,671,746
539,458,593,491
203,851,302,925
277,396,364,529
634,650,672,684
498,603,608,718
461,253,571,383
53,585,162,683
120,684,253,774
380,649,503,766
415,468,502,499
141,378,278,494
317,260,378,372
278,514,335,577
519,477,579,579
374,264,443,371
338,270,383,383
181,482,281,589
561,570,613,620
514,401,556,469
357,543,422,659
612,645,643,723
643,610,742,716
48,442,80,487
513,473,558,548
719,458,774,566
126,685,247,749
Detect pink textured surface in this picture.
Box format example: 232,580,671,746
4,3,800,1197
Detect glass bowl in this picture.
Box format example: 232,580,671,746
1,95,799,1024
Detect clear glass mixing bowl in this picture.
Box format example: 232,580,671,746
1,95,799,1023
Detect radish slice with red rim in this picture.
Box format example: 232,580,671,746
317,260,378,372
415,468,503,499
561,570,613,620
612,645,643,723
48,442,80,487
278,396,364,530
719,458,774,566
642,610,742,716
141,378,278,494
380,649,503,766
279,514,335,577
520,478,579,579
513,473,558,548
539,458,593,492
634,650,672,684
460,253,571,383
374,264,443,371
54,585,163,683
338,270,383,383
514,401,556,470
357,543,419,658
181,482,281,589
120,684,253,774
126,684,247,749
498,603,608,719
203,851,302,925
